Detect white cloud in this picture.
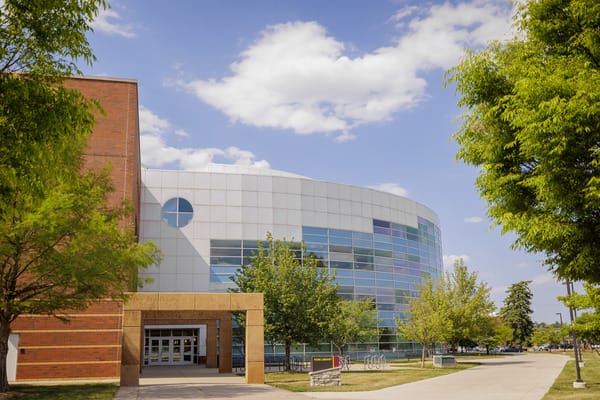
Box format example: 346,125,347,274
139,106,270,170
91,7,136,38
531,273,555,286
369,183,408,197
464,216,483,223
174,129,190,137
443,254,470,268
175,1,513,138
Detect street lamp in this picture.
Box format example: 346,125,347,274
556,312,565,352
564,281,585,389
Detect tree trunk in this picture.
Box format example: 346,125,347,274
0,321,11,392
420,345,426,368
285,340,291,372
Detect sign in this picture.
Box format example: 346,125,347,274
312,356,339,372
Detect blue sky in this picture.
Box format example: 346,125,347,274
83,0,573,323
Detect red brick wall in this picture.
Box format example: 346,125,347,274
11,76,141,382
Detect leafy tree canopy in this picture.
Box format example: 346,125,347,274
326,297,378,355
446,0,600,282
397,278,451,368
1,0,107,79
442,259,495,350
231,233,339,371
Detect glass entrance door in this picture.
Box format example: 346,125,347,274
148,337,194,366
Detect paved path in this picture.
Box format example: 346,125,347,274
113,353,568,400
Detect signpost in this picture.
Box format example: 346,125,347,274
312,356,340,372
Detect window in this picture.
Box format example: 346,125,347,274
162,197,193,228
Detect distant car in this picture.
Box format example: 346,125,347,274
501,346,521,352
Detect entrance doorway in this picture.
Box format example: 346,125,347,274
143,325,207,366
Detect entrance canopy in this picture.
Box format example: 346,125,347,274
121,292,264,385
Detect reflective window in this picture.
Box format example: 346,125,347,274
162,197,193,228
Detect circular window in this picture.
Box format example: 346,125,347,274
162,197,193,228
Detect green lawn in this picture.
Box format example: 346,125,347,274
543,350,600,400
4,383,118,399
265,361,477,392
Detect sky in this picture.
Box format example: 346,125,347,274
82,0,574,324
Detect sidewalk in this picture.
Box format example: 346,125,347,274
113,353,568,400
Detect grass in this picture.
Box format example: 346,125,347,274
543,350,600,400
2,383,118,399
265,361,478,392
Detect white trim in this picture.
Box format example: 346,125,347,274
144,324,204,329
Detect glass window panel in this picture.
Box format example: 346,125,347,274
306,243,328,252
355,270,375,279
354,247,373,255
353,232,373,241
303,234,329,244
354,262,373,271
335,269,354,277
210,257,241,266
355,286,376,295
209,273,233,283
329,236,352,246
375,264,393,273
355,279,375,286
373,219,391,228
376,272,394,281
162,213,177,227
211,239,241,248
162,198,178,212
330,261,353,269
329,244,352,253
374,256,393,265
376,280,394,288
373,241,393,251
330,252,354,262
329,229,352,238
335,277,354,285
377,303,395,311
211,248,242,257
178,198,193,212
179,213,193,227
353,239,372,248
374,226,390,235
354,254,373,263
374,233,392,243
303,226,328,236
209,266,239,274
374,249,393,258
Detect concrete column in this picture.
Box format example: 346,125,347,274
245,309,264,384
120,310,142,386
206,320,217,368
219,313,232,373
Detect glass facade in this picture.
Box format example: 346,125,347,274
209,217,443,353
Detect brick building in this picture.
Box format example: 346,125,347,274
10,76,140,381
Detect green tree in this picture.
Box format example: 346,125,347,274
231,234,339,371
326,298,378,356
445,0,600,283
396,278,450,368
500,281,534,349
443,259,495,351
532,323,564,350
0,0,160,392
560,283,600,343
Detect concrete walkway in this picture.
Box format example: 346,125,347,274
113,353,568,400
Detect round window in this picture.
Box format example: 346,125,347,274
161,197,193,228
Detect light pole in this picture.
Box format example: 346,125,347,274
556,312,564,352
565,281,585,388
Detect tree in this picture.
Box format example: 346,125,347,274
445,0,600,283
396,278,450,368
532,323,564,350
0,0,160,392
231,234,340,371
500,281,534,349
326,298,378,356
560,283,600,343
443,260,495,351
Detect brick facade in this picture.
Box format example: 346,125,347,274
10,77,140,382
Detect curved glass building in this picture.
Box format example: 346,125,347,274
140,165,443,360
